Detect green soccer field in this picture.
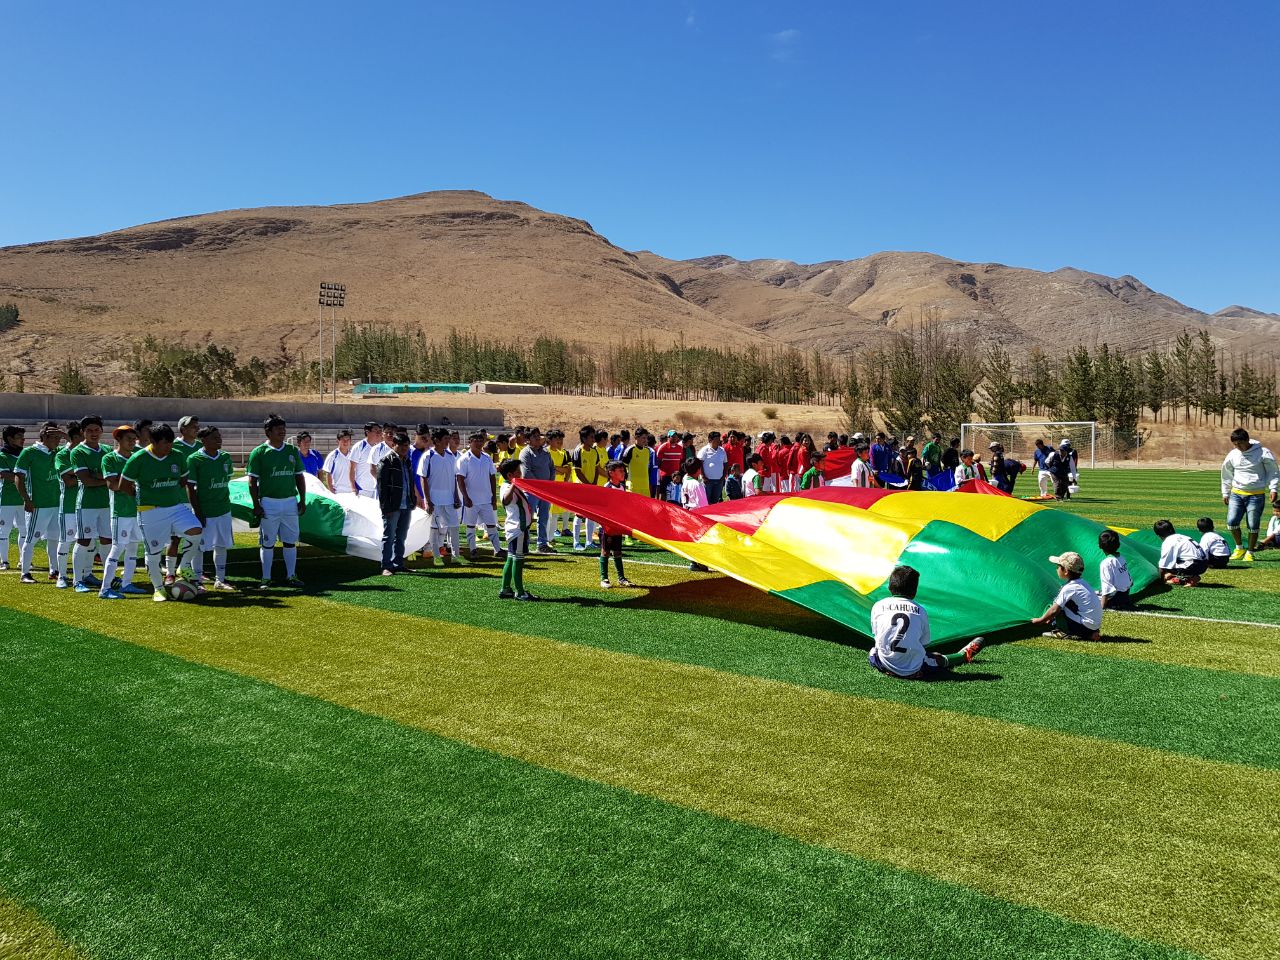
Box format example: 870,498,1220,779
1,469,1276,960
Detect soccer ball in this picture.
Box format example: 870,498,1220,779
168,579,200,602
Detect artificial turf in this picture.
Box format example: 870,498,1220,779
0,467,1276,959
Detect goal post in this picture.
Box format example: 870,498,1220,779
960,421,1098,470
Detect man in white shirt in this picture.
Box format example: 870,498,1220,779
321,430,355,494
1220,427,1279,561
418,427,460,563
1153,519,1209,586
697,432,728,504
456,431,504,559
348,422,383,498
1031,551,1102,640
868,565,983,678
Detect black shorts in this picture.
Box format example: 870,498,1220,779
601,534,624,554
1172,557,1209,578
1103,589,1132,610
1055,613,1096,639
1206,554,1230,569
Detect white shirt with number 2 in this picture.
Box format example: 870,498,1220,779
870,596,930,677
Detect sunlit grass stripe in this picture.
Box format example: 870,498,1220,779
312,561,1280,767
0,611,1192,960
6,591,1275,958
0,896,88,960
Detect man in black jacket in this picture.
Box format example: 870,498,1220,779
376,432,419,575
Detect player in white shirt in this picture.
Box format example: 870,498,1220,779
348,422,383,498
1096,530,1134,610
321,430,356,494
741,454,764,497
1195,517,1232,569
418,428,460,563
455,432,504,559
1153,519,1209,586
868,565,983,678
1259,502,1280,551
952,448,979,489
1031,551,1102,640
850,444,874,488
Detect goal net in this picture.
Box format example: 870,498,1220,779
960,422,1098,470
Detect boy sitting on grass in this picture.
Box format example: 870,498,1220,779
1097,530,1134,610
868,565,984,679
1196,517,1232,569
599,460,635,590
1259,502,1280,551
1155,519,1209,586
1031,551,1102,640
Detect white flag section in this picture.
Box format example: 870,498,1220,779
229,474,434,562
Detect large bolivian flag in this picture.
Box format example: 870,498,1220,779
516,479,1161,643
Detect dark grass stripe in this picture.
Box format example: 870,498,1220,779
311,561,1280,769
0,609,1190,960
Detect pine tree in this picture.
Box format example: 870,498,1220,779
1142,352,1166,421
976,344,1018,423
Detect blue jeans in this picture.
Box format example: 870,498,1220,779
1226,492,1266,533
704,477,724,504
526,493,552,548
381,509,411,570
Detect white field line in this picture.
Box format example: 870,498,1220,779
1114,610,1280,630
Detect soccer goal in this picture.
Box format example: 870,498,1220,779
960,421,1098,469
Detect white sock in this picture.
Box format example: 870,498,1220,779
165,553,178,577
283,546,297,577
99,548,120,596
572,516,583,547
486,525,502,552
145,551,165,590
57,539,71,579
122,550,137,586
73,542,92,583
214,547,227,582
260,546,273,580
192,550,205,581
587,520,599,545
466,525,477,549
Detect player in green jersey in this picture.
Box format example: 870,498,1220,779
187,425,236,591
173,415,202,575
71,415,113,592
121,422,204,602
247,413,307,588
0,425,26,570
52,421,83,589
14,421,66,583
98,424,146,599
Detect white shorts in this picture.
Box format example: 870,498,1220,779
139,503,202,553
356,488,376,499
462,503,497,527
110,516,140,549
762,476,777,493
76,507,112,541
202,512,234,550
24,507,61,544
0,504,23,541
260,497,300,546
431,504,459,531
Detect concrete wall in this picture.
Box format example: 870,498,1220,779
0,392,504,429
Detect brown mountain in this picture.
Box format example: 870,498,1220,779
0,190,1270,387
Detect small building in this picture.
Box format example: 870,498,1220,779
469,381,546,395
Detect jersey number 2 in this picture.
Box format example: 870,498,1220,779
889,613,910,652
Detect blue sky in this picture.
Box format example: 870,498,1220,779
4,0,1278,312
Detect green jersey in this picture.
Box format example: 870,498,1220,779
101,449,137,519
187,448,234,517
247,442,304,500
174,438,201,459
799,465,823,490
0,445,24,507
122,448,190,509
71,442,110,510
54,444,77,514
14,444,61,509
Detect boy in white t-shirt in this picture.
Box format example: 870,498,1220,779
1154,519,1209,586
868,565,984,679
1196,517,1232,569
1030,551,1102,641
742,455,764,497
1259,502,1280,551
1096,530,1134,610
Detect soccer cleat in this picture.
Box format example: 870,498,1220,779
121,583,149,595
600,579,612,589
1230,547,1246,561
110,577,123,590
498,589,516,599
618,578,636,588
1181,577,1200,587
286,575,306,588
19,574,36,584
73,581,92,593
256,579,272,590
0,561,8,571
536,545,556,554
47,570,57,580
152,589,168,602
56,577,70,589
211,580,237,592
961,637,985,662
1041,629,1070,639
98,589,125,600
1243,551,1255,562
516,592,540,601
82,573,102,587
493,550,507,560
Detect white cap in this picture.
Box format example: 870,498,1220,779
1060,437,1071,446
852,432,865,441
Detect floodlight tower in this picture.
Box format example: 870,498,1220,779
317,282,346,402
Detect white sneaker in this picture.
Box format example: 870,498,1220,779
600,579,612,589
153,589,168,602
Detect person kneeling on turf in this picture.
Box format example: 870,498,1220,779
1031,551,1102,641
1196,517,1232,569
1154,519,1209,586
868,565,983,678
